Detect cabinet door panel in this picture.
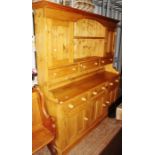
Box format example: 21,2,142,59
84,101,95,128
63,104,86,144
47,19,74,67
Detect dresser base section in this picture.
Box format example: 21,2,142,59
54,112,108,155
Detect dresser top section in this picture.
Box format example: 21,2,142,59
32,0,119,24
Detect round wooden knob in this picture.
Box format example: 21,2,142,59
52,124,56,128
94,62,98,66
83,65,86,69
115,79,119,83
101,86,106,90
109,82,114,86
84,117,88,121
106,101,110,105
68,104,74,109
92,91,97,95
72,68,76,71
110,59,112,61
101,60,105,63
102,104,106,107
59,101,64,104
81,97,87,101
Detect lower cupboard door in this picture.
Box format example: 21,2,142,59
84,103,95,128
65,110,85,143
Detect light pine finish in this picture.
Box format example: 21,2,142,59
33,1,120,155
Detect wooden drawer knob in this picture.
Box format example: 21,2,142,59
110,59,112,61
115,79,119,83
106,101,110,105
92,91,97,95
102,104,106,107
84,117,88,121
72,67,76,71
52,124,56,128
68,104,74,109
83,65,86,69
101,60,105,64
81,97,87,101
94,62,98,66
59,101,64,104
109,82,114,86
101,86,106,90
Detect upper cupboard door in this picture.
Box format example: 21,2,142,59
74,19,106,37
46,19,74,67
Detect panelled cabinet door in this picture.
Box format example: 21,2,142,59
47,18,74,67
106,81,119,105
63,104,85,145
90,92,107,120
84,100,95,128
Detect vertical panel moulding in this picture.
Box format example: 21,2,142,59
46,18,52,68
34,8,49,90
104,27,109,57
68,22,74,63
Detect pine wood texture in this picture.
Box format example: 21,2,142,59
67,118,122,155
33,1,120,154
32,86,56,154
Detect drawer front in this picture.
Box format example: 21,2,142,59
80,59,99,71
89,84,107,99
89,87,100,99
61,94,88,114
107,81,116,90
100,58,113,66
49,64,78,80
98,84,107,94
114,77,120,84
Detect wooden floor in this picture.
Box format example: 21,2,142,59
34,117,122,155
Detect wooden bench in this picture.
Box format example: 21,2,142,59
32,85,56,154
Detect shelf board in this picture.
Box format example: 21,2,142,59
74,36,105,39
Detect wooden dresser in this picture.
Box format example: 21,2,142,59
33,1,120,154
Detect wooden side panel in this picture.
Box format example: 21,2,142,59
34,8,49,90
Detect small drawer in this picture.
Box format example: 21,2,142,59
49,64,78,79
98,84,107,94
100,58,113,66
80,59,99,71
89,88,99,99
62,94,88,114
114,77,120,84
107,82,116,90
